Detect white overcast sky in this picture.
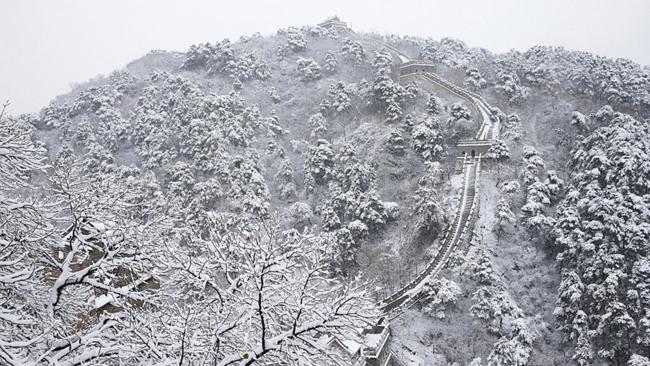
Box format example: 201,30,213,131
1,0,649,115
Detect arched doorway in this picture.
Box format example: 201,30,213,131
471,150,476,158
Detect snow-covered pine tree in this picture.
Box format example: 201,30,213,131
325,227,358,277
304,139,335,184
552,113,650,364
420,278,462,319
341,38,366,66
495,70,529,105
274,159,297,201
486,319,536,366
449,102,472,121
494,197,515,238
410,162,444,237
465,67,487,90
372,69,405,123
296,57,322,82
570,111,590,133
308,112,328,138
501,113,523,141
412,115,444,161
426,94,442,115
320,81,356,116
521,146,545,185
321,204,342,232
372,47,393,70
324,50,338,73
486,140,511,161
386,128,406,156
286,27,307,52
265,110,286,137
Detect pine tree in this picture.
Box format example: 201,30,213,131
354,190,388,229
401,113,415,132
308,112,328,138
321,204,341,232
324,51,337,73
486,320,535,366
288,201,313,227
320,81,356,116
495,70,529,105
426,94,442,115
628,355,650,366
410,173,443,235
572,332,594,366
465,67,487,90
296,57,322,82
386,129,406,156
304,139,334,184
274,159,297,201
449,102,472,121
265,110,286,137
420,278,462,319
372,47,393,70
544,170,564,201
347,219,369,241
570,111,590,132
486,140,511,161
341,39,366,66
502,113,523,141
326,228,358,277
286,27,306,52
470,250,495,286
553,113,650,364
494,197,515,237
412,115,444,160
521,146,545,185
372,70,405,123
593,104,614,123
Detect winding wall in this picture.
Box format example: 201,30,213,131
351,45,501,366
378,59,499,318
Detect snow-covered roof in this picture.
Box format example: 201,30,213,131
364,333,382,347
322,334,362,356
318,16,347,28
341,339,362,354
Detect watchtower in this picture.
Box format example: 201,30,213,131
398,60,436,76
457,139,495,157
318,16,349,31
455,139,496,171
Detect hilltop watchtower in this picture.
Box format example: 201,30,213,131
318,16,349,31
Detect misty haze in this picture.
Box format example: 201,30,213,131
0,1,649,366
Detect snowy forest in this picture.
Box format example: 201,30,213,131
1,18,649,366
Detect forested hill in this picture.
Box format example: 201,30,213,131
1,19,649,365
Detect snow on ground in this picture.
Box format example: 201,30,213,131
388,164,559,365
472,165,565,364
390,309,452,366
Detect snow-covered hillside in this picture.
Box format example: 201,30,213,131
1,18,649,366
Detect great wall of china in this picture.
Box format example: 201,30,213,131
352,49,499,366
318,19,501,365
